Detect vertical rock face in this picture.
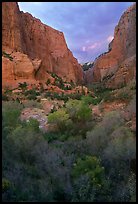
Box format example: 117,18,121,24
2,2,83,88
2,2,24,52
85,3,136,88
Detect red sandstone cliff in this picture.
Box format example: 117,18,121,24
85,3,136,88
2,2,83,88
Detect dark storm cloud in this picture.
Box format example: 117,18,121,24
18,2,134,63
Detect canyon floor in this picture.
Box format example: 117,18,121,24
2,77,136,202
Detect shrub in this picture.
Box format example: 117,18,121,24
72,156,105,182
27,95,37,100
114,84,135,102
8,124,45,164
103,127,136,161
2,51,13,61
43,132,59,142
25,89,40,96
101,126,136,201
102,111,124,132
18,82,27,91
4,88,12,95
23,100,42,109
60,93,69,102
2,178,11,192
126,95,136,118
71,156,110,202
70,93,82,100
69,80,75,88
81,92,112,105
86,111,124,155
44,92,68,101
51,73,57,78
66,99,91,122
117,92,131,101
81,95,94,105
54,78,64,89
44,91,52,98
2,94,9,101
53,92,61,100
128,79,136,90
39,83,44,93
50,105,57,113
26,118,40,133
71,175,95,202
102,91,114,102
24,89,40,100
44,91,83,102
64,85,72,90
46,79,51,85
91,97,102,105
48,108,72,132
2,101,23,128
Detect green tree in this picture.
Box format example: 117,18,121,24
72,156,105,184
66,99,91,122
72,156,110,202
48,108,72,131
81,95,94,105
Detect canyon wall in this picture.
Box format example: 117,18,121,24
2,2,136,89
85,3,136,88
2,2,83,88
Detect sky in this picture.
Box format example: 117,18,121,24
18,2,134,63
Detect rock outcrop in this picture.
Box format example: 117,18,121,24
2,2,83,88
85,3,136,88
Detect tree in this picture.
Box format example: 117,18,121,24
71,156,110,202
72,156,105,184
66,99,91,122
81,95,94,105
48,108,72,132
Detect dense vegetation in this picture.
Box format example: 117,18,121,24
2,81,136,202
47,72,75,90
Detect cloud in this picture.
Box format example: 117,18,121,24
81,42,102,52
107,35,114,43
88,42,101,50
82,46,86,52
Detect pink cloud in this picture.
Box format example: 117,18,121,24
81,42,102,52
88,43,98,50
107,35,114,43
82,46,86,51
